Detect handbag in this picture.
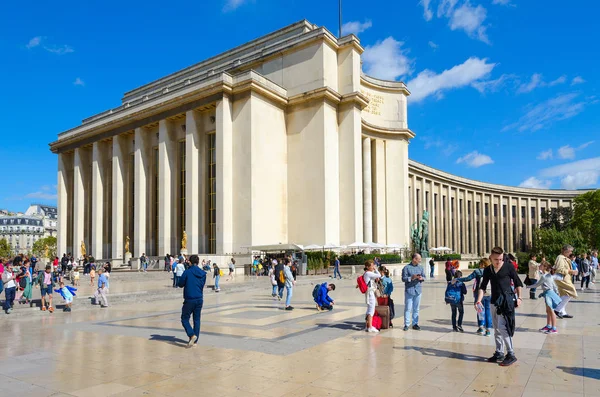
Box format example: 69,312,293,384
524,275,531,286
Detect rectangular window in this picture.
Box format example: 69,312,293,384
521,224,527,252
208,133,216,254
512,205,516,218
468,200,471,215
416,189,420,214
494,204,498,217
434,193,437,211
503,223,508,250
503,205,507,218
476,202,480,216
531,207,535,220
425,191,429,211
521,206,526,220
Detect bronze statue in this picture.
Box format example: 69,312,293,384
182,231,188,250
125,236,130,254
411,210,430,258
80,240,86,257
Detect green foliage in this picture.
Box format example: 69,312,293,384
515,252,530,274
572,190,600,249
0,238,12,258
338,254,403,266
431,254,462,261
540,207,573,231
306,251,335,268
32,236,57,258
532,227,587,259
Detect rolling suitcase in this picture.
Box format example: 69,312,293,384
375,305,390,329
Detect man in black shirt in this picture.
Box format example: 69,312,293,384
476,246,523,367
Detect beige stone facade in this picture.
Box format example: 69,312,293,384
50,20,587,266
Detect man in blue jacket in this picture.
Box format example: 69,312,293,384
315,282,336,311
177,255,206,348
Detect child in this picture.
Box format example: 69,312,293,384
381,269,395,326
269,265,278,297
527,261,560,334
72,267,80,287
89,266,96,287
55,281,77,312
446,270,467,332
314,283,336,311
454,259,488,335
362,260,381,333
213,263,221,292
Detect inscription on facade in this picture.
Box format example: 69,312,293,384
361,90,384,116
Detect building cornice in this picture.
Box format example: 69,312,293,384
361,74,411,96
288,87,341,107
408,159,593,198
361,120,415,140
50,71,288,153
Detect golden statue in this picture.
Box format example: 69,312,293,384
125,236,130,253
182,231,188,250
80,240,86,257
44,244,49,258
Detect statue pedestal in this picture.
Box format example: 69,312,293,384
423,257,433,279
180,249,188,256
124,252,132,267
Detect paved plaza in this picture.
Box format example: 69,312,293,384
1,271,599,397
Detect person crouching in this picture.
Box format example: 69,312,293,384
315,283,336,311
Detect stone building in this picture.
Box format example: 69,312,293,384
50,20,587,266
26,204,58,237
0,215,44,255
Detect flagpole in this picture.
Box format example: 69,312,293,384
338,0,342,37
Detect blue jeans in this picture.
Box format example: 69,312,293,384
272,285,278,295
143,262,148,271
529,279,538,298
278,285,284,299
181,299,203,342
4,287,15,311
174,275,180,288
285,286,293,307
214,275,220,290
481,296,492,329
404,291,422,326
333,267,342,279
430,266,434,278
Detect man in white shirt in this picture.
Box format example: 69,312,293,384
2,266,16,314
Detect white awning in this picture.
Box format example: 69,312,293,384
244,243,304,252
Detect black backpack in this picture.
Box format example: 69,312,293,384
19,277,27,289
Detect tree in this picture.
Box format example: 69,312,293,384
0,238,12,258
532,227,587,259
540,207,573,231
572,190,600,249
32,236,57,258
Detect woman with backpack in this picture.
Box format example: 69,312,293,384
16,267,33,305
360,260,382,333
453,258,492,336
446,270,467,332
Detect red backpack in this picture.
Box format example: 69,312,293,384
357,275,368,293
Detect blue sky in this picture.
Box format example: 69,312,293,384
1,0,598,212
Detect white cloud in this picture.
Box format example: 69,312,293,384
537,149,553,160
428,41,438,49
448,2,489,43
407,57,495,102
363,37,412,81
539,157,600,189
341,20,372,35
471,73,516,93
44,45,74,55
73,77,85,86
517,73,542,94
25,191,57,200
421,0,433,21
571,76,585,86
519,177,551,189
548,75,567,87
456,151,494,167
501,93,587,132
223,0,247,12
492,0,512,5
557,145,575,160
421,136,458,155
578,141,595,150
26,36,42,49
437,0,459,17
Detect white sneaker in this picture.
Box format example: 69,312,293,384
367,327,380,333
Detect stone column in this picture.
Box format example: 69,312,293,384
185,110,201,254
216,95,233,254
526,197,532,250
477,193,484,255
372,139,386,243
362,137,373,243
338,105,363,245
57,153,69,257
385,138,409,247
498,195,504,250
91,142,106,260
73,148,85,259
411,174,417,227
134,127,150,261
461,190,467,254
486,195,492,253
507,196,513,252
158,120,176,256
112,135,126,262
445,185,451,248
516,196,523,251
